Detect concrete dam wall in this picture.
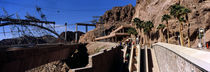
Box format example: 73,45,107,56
153,43,210,72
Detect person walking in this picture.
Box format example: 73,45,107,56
136,37,139,44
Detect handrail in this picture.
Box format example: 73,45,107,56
123,45,128,62
128,45,134,72
137,44,141,72
145,46,148,72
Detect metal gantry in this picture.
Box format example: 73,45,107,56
75,23,96,42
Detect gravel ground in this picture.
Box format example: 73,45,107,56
86,42,118,55
26,61,69,72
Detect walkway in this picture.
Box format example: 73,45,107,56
122,43,159,72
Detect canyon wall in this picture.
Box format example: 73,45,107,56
79,4,135,43
133,0,210,47
80,0,210,47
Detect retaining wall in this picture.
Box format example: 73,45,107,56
70,45,124,72
153,43,210,72
0,44,85,72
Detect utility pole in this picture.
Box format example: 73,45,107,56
65,22,67,42
75,24,78,43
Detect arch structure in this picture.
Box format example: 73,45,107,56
0,18,60,38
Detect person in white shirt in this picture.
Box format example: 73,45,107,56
198,43,202,48
136,37,139,44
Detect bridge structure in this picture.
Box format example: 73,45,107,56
75,23,96,33
0,18,59,37
75,23,96,41
0,18,98,43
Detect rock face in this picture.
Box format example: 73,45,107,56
101,4,135,24
79,4,135,43
80,0,210,46
134,0,210,46
79,24,113,43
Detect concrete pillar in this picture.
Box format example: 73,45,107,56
86,25,88,33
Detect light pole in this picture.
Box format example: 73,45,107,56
199,28,205,49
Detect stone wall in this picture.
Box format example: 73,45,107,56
70,45,124,72
153,43,210,72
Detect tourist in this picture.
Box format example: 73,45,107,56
120,41,122,46
136,37,139,44
198,43,202,48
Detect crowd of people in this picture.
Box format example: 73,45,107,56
122,37,140,66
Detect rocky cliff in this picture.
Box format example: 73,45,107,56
101,4,135,24
79,4,135,43
133,0,210,47
80,0,210,47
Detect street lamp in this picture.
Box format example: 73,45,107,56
199,28,205,49
178,35,180,45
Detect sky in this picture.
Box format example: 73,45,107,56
0,0,136,40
